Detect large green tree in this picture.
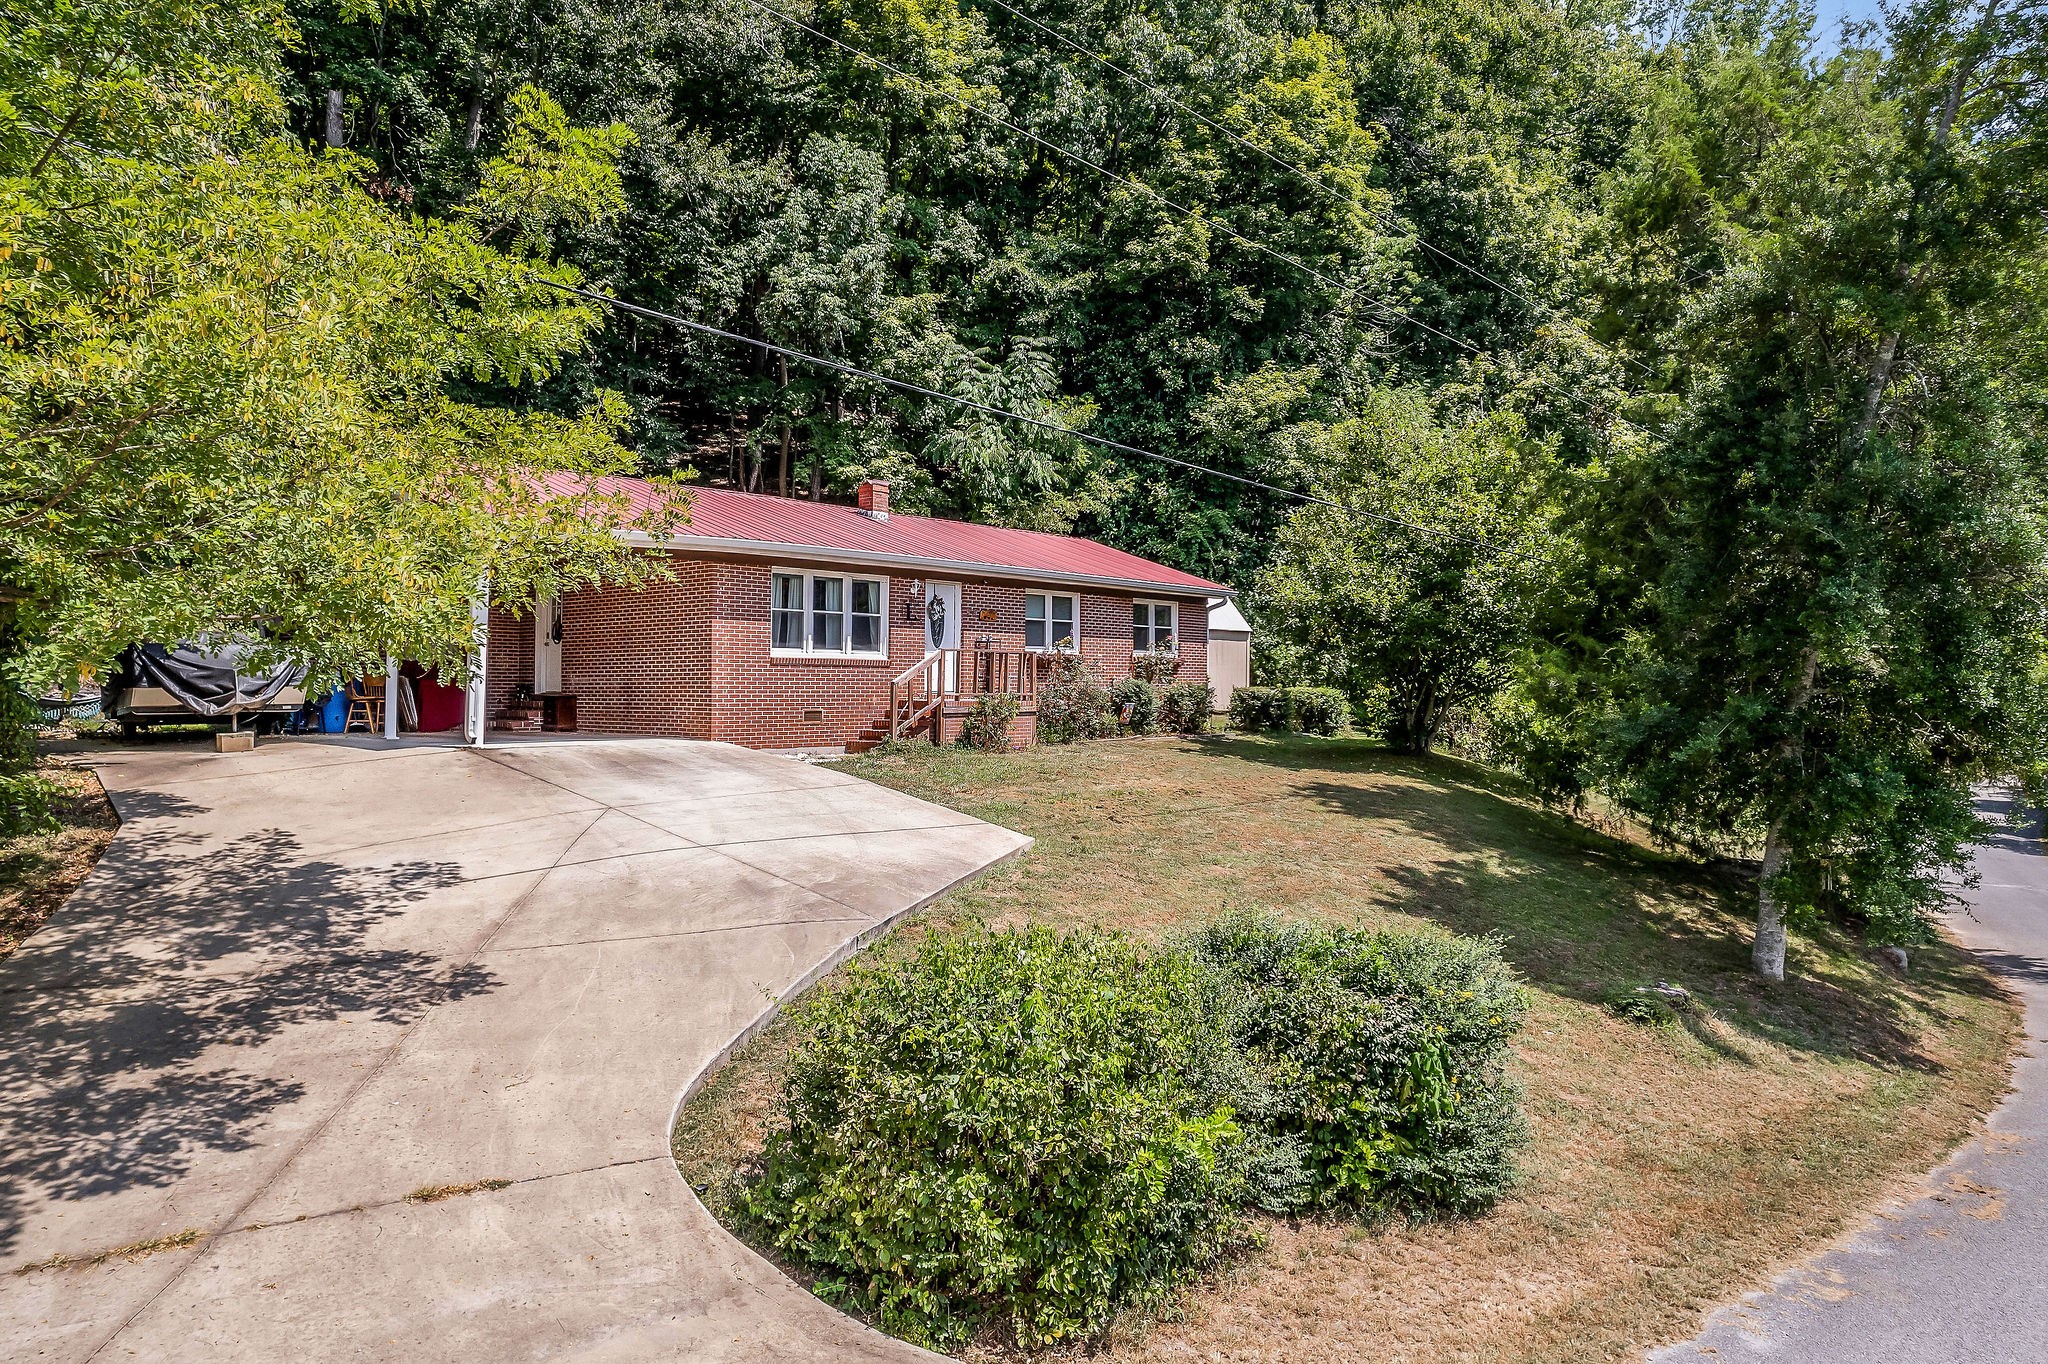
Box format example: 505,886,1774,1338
1526,0,2048,978
0,1,674,689
1249,386,1558,752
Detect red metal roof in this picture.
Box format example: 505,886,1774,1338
553,474,1231,597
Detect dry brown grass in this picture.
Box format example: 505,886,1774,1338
12,1228,203,1274
405,1178,513,1204
1,756,118,962
674,734,2018,1364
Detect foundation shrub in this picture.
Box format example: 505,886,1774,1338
957,693,1019,752
1110,677,1160,735
744,927,1251,1351
1036,654,1116,744
1186,913,1529,1214
1131,646,1180,683
1159,681,1214,734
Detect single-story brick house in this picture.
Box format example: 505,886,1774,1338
485,478,1234,752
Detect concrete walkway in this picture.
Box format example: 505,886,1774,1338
1655,790,2048,1363
2,736,1027,1362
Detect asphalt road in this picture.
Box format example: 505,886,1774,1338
1654,790,2048,1364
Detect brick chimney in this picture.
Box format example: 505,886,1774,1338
856,479,890,519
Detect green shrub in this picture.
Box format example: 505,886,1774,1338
1228,686,1282,731
1601,985,1685,1027
1283,687,1351,736
1226,686,1349,736
1110,677,1160,734
746,927,1250,1351
0,772,59,838
1037,654,1117,744
1131,646,1180,683
957,693,1019,752
1186,913,1529,1215
0,684,37,775
1159,681,1214,734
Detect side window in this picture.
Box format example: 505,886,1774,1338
850,577,883,653
1050,594,1076,649
771,573,805,650
1133,601,1175,652
1027,592,1078,650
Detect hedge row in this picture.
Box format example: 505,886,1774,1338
742,915,1528,1350
1227,685,1351,735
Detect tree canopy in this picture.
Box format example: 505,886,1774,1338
0,0,676,687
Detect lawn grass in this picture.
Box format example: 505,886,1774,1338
1,756,118,962
674,733,2018,1363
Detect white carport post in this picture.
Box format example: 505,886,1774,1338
382,655,400,740
464,577,490,747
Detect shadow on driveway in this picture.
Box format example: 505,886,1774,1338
0,789,491,1255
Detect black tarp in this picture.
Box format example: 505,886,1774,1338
109,641,307,718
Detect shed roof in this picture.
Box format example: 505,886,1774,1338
559,475,1233,597
1208,597,1253,635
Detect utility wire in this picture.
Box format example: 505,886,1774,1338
536,278,1533,560
964,0,1659,382
739,0,1635,430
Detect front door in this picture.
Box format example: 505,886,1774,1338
534,596,563,694
925,581,961,693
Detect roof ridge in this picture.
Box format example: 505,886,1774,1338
686,482,1100,547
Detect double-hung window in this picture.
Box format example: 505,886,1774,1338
771,570,888,657
1132,600,1175,653
1024,592,1078,651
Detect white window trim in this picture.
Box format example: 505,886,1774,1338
770,566,891,658
1023,590,1081,653
1132,597,1177,653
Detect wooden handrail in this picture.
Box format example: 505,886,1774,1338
890,648,945,741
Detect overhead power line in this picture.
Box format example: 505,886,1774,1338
738,0,1636,430
964,0,1658,382
536,278,1534,561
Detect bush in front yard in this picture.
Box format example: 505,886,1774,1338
1036,654,1117,744
1131,646,1180,683
1159,681,1214,734
1110,677,1160,734
957,693,1019,752
1283,687,1351,735
1228,685,1282,731
1227,686,1348,735
1186,913,1529,1214
746,927,1251,1351
0,772,59,837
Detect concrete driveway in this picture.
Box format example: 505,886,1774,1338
1,736,1027,1362
1655,790,2048,1363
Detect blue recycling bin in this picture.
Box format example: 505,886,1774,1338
319,690,349,734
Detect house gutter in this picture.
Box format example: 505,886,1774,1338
617,531,1236,600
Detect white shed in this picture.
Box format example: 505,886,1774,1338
1206,597,1252,713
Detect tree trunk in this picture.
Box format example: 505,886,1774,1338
777,357,791,497
465,95,485,151
326,90,346,148
1754,820,1790,981
1756,643,1820,980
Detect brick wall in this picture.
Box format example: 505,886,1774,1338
484,553,1212,750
